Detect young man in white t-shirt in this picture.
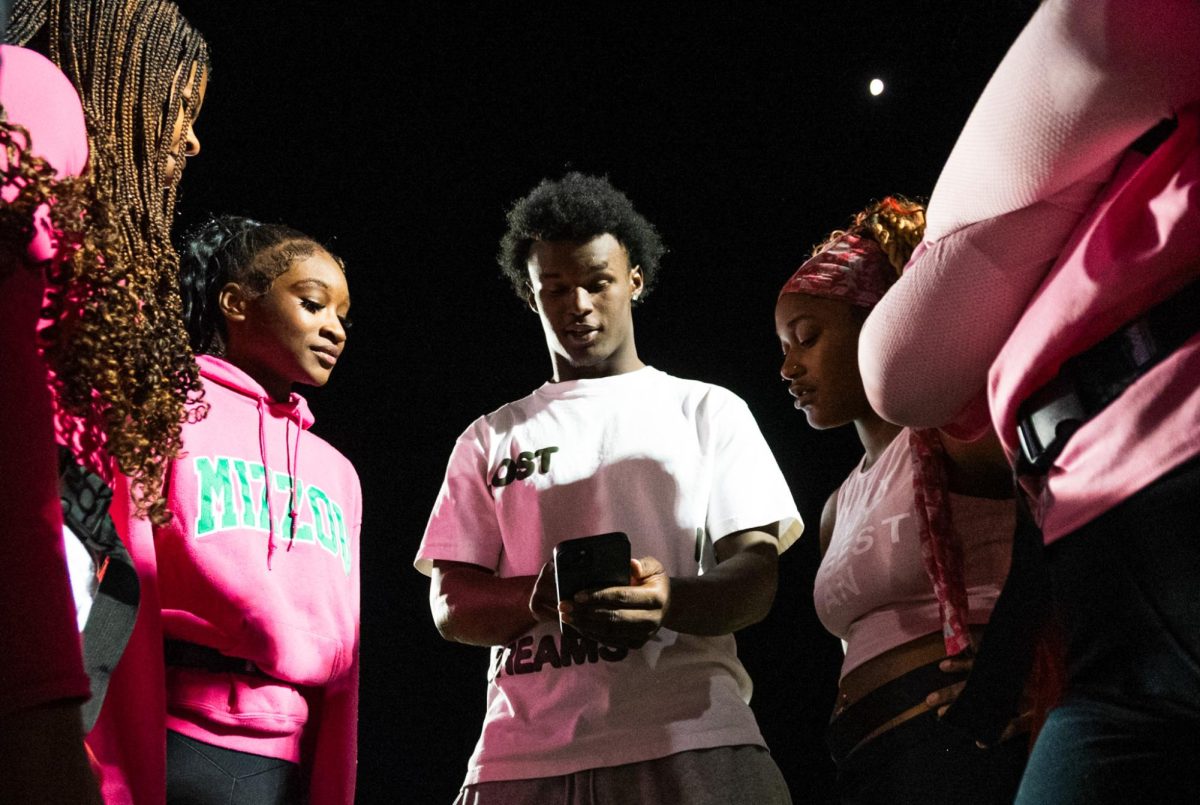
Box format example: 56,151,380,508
417,173,803,804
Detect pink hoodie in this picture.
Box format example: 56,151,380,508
91,355,361,803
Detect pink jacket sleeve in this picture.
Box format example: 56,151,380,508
859,0,1200,429
0,45,92,717
306,478,361,804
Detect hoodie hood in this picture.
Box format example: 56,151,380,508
197,354,314,431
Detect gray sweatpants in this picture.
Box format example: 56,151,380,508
453,744,792,805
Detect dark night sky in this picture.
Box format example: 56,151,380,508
172,3,1038,801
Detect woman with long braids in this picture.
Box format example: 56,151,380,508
774,198,1028,802
154,215,359,804
1,0,210,801
8,0,211,520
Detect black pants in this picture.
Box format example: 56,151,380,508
1016,455,1200,804
836,708,1027,805
166,730,304,805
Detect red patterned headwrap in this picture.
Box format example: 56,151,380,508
777,231,901,308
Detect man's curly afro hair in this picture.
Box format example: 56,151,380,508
499,172,666,304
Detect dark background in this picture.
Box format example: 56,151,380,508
171,3,1038,801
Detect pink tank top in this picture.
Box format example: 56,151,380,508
813,430,1013,678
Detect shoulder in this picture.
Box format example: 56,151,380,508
441,397,531,464
304,431,360,477
651,369,750,413
0,46,77,107
476,387,543,432
298,431,363,517
0,46,88,178
695,381,757,429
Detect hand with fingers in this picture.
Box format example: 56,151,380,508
926,655,1033,748
559,557,670,649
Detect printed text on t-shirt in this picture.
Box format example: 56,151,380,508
490,446,560,487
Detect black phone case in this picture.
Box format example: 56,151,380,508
553,531,631,603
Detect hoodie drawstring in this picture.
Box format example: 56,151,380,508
257,397,277,569
285,414,302,548
260,395,306,564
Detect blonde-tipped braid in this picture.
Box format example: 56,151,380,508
857,197,926,274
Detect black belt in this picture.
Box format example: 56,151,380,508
1017,277,1200,474
827,658,970,764
164,639,272,680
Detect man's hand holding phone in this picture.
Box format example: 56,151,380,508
553,533,668,649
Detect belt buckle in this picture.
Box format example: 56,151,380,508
1016,372,1087,474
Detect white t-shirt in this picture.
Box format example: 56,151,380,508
417,366,802,785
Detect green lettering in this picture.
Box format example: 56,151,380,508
307,485,338,556
247,463,269,530
331,500,352,576
232,460,258,528
194,457,238,536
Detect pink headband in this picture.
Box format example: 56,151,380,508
778,231,899,309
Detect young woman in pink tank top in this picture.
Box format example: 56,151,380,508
774,198,1026,802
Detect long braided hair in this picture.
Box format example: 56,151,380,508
8,0,210,523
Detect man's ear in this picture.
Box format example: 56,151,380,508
525,281,538,314
218,282,250,324
630,265,644,301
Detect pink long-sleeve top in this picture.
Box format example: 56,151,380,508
0,44,92,717
860,0,1200,543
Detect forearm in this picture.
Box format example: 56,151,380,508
925,0,1200,241
663,544,778,636
860,201,1086,428
430,562,539,647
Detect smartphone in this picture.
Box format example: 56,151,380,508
553,531,631,608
